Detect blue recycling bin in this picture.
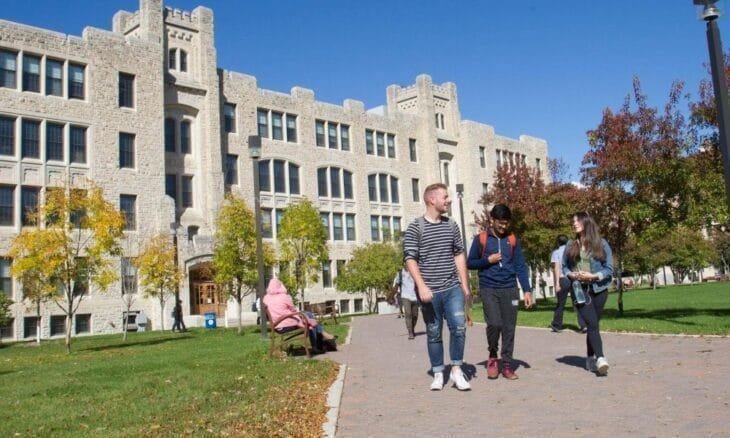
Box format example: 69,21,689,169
204,312,217,329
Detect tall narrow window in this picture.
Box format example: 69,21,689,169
0,258,12,297
180,120,191,153
179,49,188,72
46,59,63,96
21,186,40,226
409,138,417,162
22,55,40,92
168,48,177,69
370,216,379,241
0,185,13,226
0,50,17,89
365,130,374,155
225,154,238,185
289,163,300,195
120,194,136,230
262,208,273,238
273,160,286,193
165,174,177,203
315,120,325,147
536,158,541,171
479,146,486,168
119,132,135,169
181,176,193,207
381,216,391,239
68,63,85,100
275,210,284,235
330,167,341,198
257,109,269,138
378,174,389,202
0,117,15,156
393,217,402,237
442,162,450,186
258,160,270,192
224,103,236,133
46,122,64,162
390,176,399,204
376,132,385,156
165,118,175,152
286,114,297,143
340,124,350,151
271,112,283,140
345,214,356,241
496,149,502,167
118,72,134,108
317,168,328,197
21,119,40,159
70,189,87,228
482,183,489,194
328,123,337,149
386,134,395,158
322,261,332,287
320,212,330,240
368,174,377,202
412,178,420,202
343,170,353,199
332,214,343,240
70,126,86,164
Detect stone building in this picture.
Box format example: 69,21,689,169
0,0,548,341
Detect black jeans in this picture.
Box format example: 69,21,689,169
480,287,519,363
576,289,608,358
551,277,587,329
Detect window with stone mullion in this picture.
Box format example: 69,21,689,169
21,119,40,159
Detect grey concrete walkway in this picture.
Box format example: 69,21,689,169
326,314,729,437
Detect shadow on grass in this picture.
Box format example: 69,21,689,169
79,334,193,352
602,307,730,326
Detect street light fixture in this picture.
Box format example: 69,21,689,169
693,0,730,208
249,135,268,338
455,184,467,246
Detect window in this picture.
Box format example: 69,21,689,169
262,208,273,238
181,176,193,207
179,49,187,72
320,212,330,239
536,158,541,171
496,149,502,167
21,119,40,159
343,170,353,199
442,162,450,186
381,216,391,239
180,120,191,153
22,54,40,92
390,176,399,204
332,213,343,240
409,138,417,162
368,174,377,202
370,215,379,241
339,299,350,314
70,189,87,228
75,314,91,334
46,59,63,96
340,125,350,151
24,316,38,339
322,261,332,288
317,168,328,197
315,120,325,147
275,210,284,235
0,318,13,339
120,194,136,230
257,109,268,138
336,260,346,278
260,160,299,195
121,257,137,294
482,183,489,194
328,123,337,149
21,186,40,226
119,132,135,168
224,103,236,133
354,299,363,313
412,178,420,202
50,315,65,336
330,168,341,198
165,174,177,202
393,217,402,237
479,146,486,168
0,185,14,226
365,130,374,154
72,258,89,296
273,160,285,193
0,50,17,89
346,214,356,241
165,118,175,152
68,63,85,99
387,134,395,158
225,154,238,185
0,258,12,297
118,72,134,108
286,114,297,143
379,174,389,203
271,112,283,140
376,132,385,156
0,116,14,156
70,126,86,164
46,122,64,161
258,160,270,192
168,48,177,69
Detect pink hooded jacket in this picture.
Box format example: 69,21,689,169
263,278,317,331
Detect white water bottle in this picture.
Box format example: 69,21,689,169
572,280,586,304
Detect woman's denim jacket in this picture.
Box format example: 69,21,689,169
561,238,613,293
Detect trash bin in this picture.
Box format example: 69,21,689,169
204,312,217,329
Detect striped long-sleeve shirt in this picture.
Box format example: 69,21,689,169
403,216,464,293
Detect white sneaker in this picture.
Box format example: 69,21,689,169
450,367,471,391
430,372,444,391
585,356,597,372
595,357,609,376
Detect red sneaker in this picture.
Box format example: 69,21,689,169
487,358,499,379
501,363,519,380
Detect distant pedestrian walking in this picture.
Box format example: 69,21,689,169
562,212,614,376
392,267,419,339
549,234,587,333
171,299,187,332
404,183,471,391
467,204,533,381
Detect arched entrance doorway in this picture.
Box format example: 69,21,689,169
189,262,225,317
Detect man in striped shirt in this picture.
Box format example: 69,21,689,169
404,183,471,391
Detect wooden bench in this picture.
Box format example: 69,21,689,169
308,301,339,324
264,305,313,358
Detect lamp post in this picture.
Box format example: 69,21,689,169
249,135,268,338
455,184,467,246
169,221,180,307
694,0,730,208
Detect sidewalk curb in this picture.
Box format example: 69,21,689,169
322,364,347,438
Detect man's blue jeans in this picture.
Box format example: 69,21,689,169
420,285,466,373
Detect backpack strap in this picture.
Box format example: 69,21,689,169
480,229,517,259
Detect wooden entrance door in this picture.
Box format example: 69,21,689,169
191,281,225,316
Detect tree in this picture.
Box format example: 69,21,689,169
120,243,138,341
9,180,125,353
18,269,55,345
278,199,329,308
213,195,274,334
665,226,715,284
335,241,401,313
0,293,12,329
135,234,182,331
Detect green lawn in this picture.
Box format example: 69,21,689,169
471,282,730,335
0,318,350,437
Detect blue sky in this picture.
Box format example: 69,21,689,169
3,0,729,180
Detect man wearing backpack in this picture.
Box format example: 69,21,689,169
392,266,418,339
404,183,471,391
467,204,533,380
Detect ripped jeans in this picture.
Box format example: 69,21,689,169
421,285,466,373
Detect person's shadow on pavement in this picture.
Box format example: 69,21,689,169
556,355,586,369
474,358,531,372
427,363,479,381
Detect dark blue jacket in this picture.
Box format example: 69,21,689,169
466,231,532,292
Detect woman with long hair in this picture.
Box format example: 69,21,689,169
562,212,614,376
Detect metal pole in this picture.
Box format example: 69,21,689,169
698,1,730,208
455,183,467,245
249,135,268,338
170,222,180,313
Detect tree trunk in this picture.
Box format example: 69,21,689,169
35,300,41,345
159,288,165,331
236,284,243,335
617,250,624,316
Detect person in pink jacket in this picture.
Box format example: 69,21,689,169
263,278,336,352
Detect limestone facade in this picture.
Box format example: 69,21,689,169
0,0,548,341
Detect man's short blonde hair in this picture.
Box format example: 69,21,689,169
423,183,448,202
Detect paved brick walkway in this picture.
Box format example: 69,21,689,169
326,314,730,437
